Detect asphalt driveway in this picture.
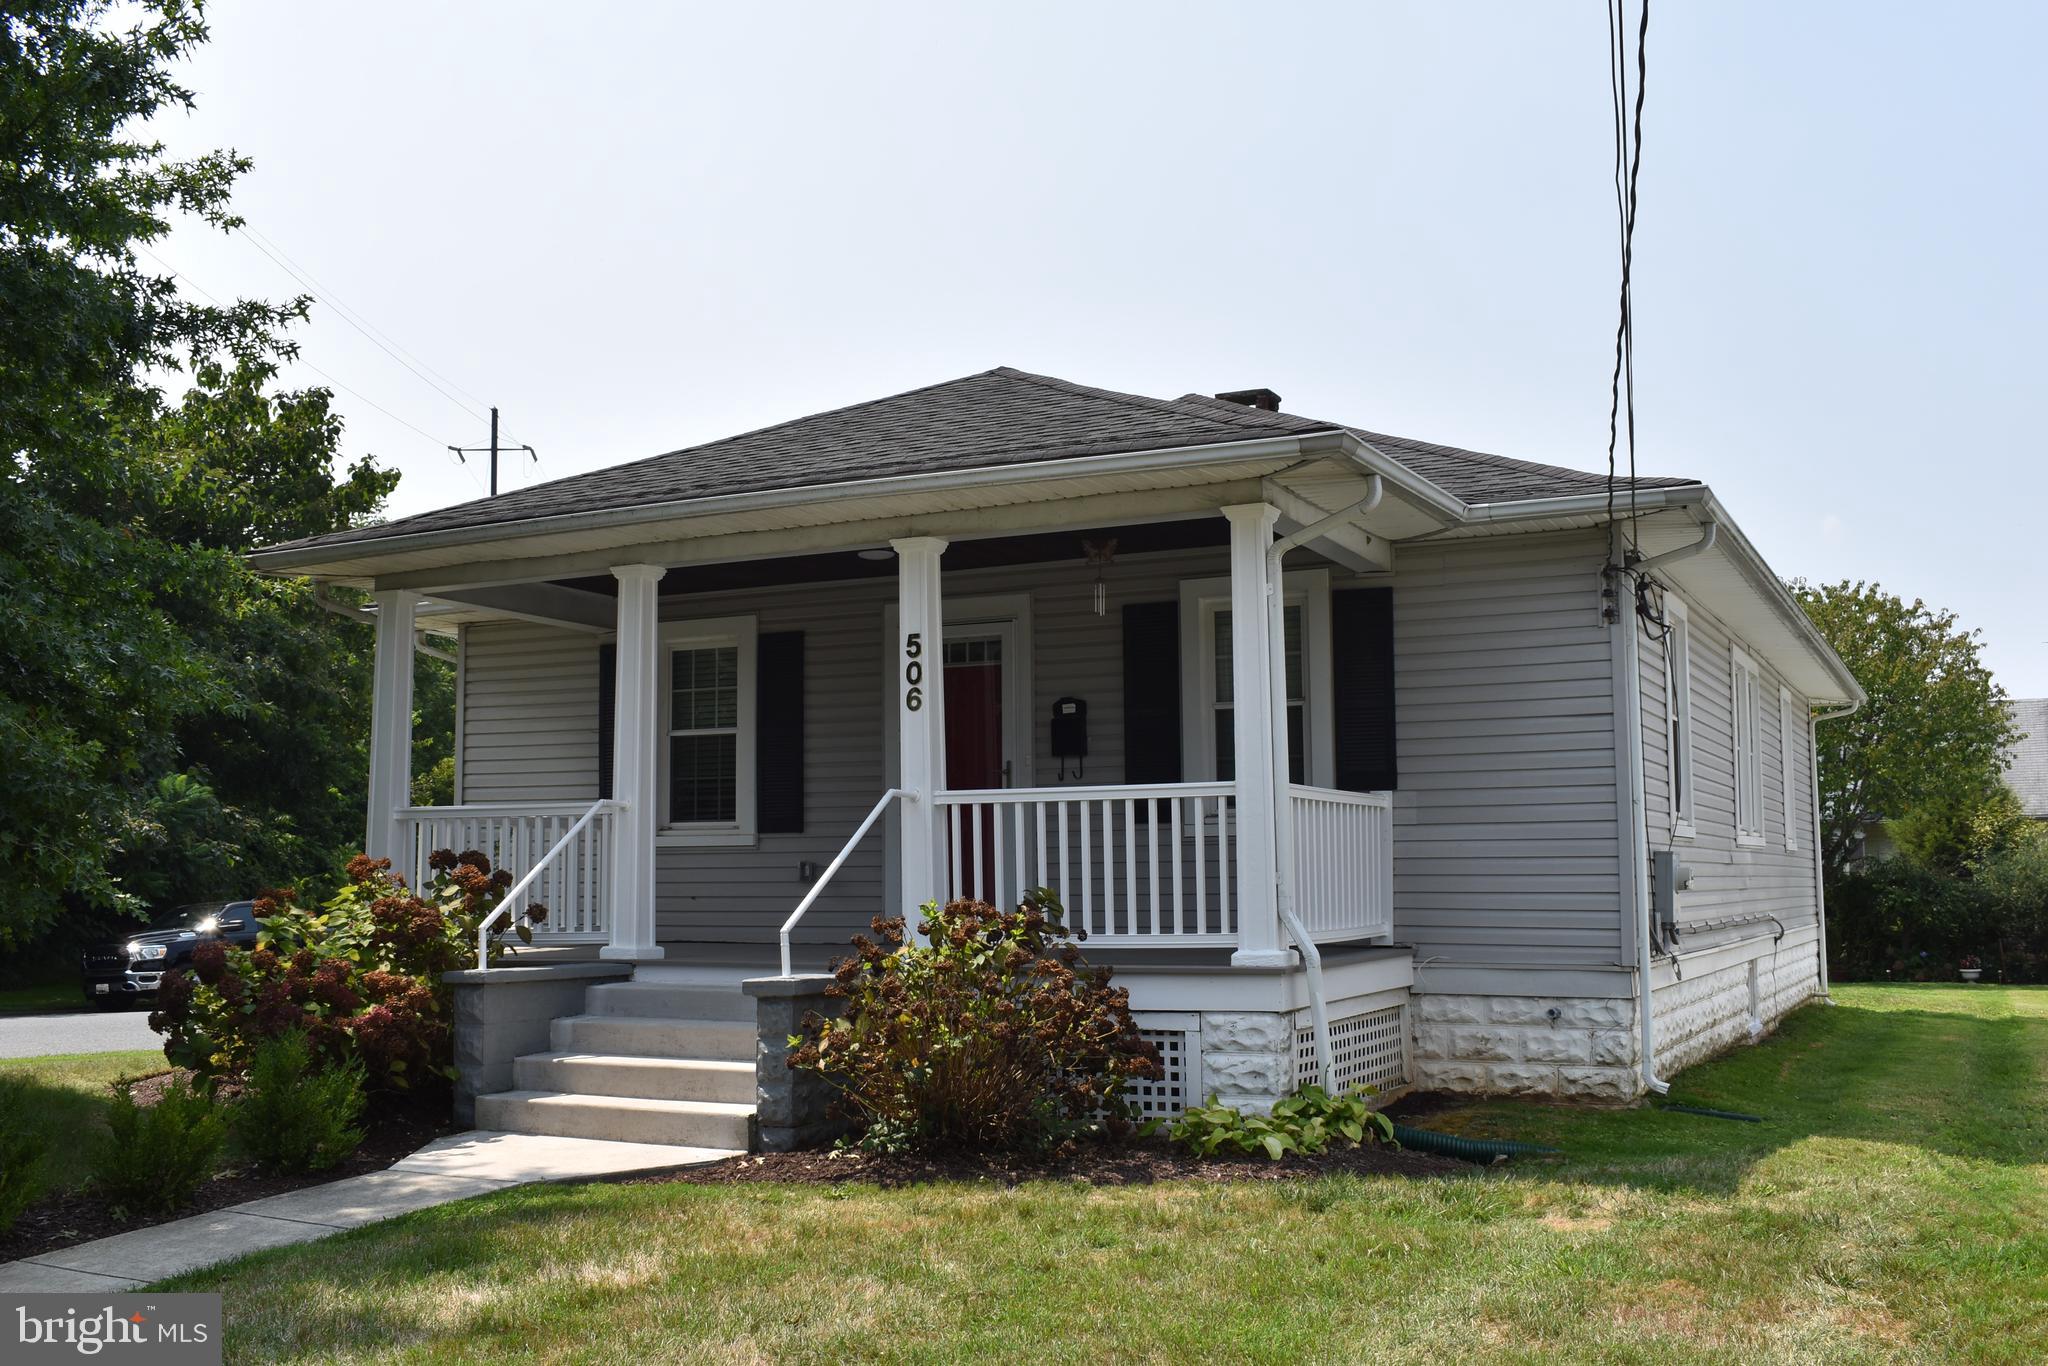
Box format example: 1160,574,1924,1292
0,1006,163,1059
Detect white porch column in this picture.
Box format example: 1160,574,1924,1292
364,590,416,864
891,537,948,927
1222,504,1286,967
602,564,666,961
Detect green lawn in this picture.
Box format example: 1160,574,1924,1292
1,1050,167,1193
0,982,84,1014
162,984,2046,1363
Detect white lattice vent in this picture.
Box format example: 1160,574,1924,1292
1126,1028,1192,1118
1296,1005,1406,1093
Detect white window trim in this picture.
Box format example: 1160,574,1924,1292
655,615,757,848
1178,569,1334,787
1664,596,1695,840
1780,684,1799,851
1731,643,1766,847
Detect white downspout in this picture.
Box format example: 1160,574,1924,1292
1266,476,1383,1089
1807,698,1861,1003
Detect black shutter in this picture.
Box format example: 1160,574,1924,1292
1332,587,1397,792
595,643,617,800
756,631,805,833
1122,602,1182,783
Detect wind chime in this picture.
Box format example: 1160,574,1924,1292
1082,538,1118,616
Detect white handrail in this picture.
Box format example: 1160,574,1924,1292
779,788,910,977
474,797,620,969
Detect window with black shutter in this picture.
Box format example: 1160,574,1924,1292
1331,587,1396,792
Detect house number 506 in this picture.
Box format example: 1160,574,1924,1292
903,632,924,711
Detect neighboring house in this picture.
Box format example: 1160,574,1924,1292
2005,698,2048,822
252,367,1863,1143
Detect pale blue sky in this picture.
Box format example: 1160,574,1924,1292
154,2,2046,693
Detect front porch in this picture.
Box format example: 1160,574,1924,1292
369,496,1405,990
365,492,1415,1136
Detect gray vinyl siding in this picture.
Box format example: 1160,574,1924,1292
1389,531,1626,966
458,621,602,804
1638,593,1819,937
455,533,1650,966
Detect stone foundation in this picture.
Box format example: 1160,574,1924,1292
1652,948,1820,1076
1411,993,1639,1099
1198,1011,1294,1114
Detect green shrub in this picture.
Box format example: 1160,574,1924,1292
1828,829,2048,984
90,1077,227,1217
233,1031,367,1174
152,849,538,1091
1170,1084,1394,1161
789,893,1160,1155
0,1076,50,1233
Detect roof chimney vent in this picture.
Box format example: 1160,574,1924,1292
1214,387,1282,412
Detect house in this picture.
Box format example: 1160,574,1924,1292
252,366,1864,1145
2005,698,2048,822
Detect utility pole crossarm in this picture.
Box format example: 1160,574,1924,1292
446,405,538,497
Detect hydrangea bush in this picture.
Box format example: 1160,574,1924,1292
788,892,1161,1155
152,850,543,1090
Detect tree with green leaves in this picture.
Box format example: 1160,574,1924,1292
1794,580,2018,886
1,3,420,951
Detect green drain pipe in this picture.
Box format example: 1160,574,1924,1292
1391,1124,1559,1162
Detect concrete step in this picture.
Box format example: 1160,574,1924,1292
513,1051,757,1105
585,980,754,1022
548,1014,756,1062
475,1090,755,1149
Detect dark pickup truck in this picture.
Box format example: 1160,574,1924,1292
81,900,262,1009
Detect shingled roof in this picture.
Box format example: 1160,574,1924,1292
265,366,1696,556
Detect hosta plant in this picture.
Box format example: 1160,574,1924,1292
788,892,1161,1155
1170,1083,1395,1160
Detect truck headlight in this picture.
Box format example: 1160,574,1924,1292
127,942,167,961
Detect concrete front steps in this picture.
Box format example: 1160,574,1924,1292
473,972,759,1151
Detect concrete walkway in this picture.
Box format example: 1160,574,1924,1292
0,1130,735,1291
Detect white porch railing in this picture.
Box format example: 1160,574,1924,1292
394,801,615,942
934,782,1241,944
1288,785,1393,943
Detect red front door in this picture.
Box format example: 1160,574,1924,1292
943,635,1005,901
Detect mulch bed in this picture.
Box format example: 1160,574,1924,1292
628,1138,1466,1190
0,1072,456,1265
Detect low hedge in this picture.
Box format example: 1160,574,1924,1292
1829,838,2048,983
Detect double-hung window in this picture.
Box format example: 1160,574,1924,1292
1664,597,1695,837
1780,684,1799,851
660,617,757,843
1210,604,1307,782
1180,570,1333,787
1731,645,1765,845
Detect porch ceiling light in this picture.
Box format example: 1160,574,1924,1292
856,548,894,561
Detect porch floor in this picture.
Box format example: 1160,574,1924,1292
509,939,1415,977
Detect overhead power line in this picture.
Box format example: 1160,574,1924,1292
233,223,492,426
131,242,489,493
1603,0,1650,553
